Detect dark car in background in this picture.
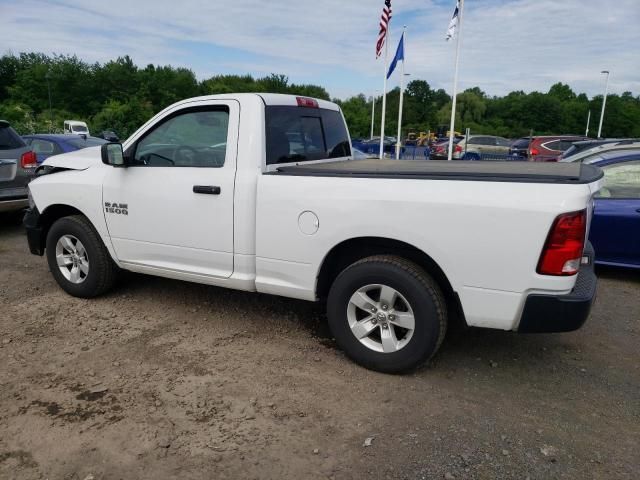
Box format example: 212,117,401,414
22,134,107,164
352,136,397,157
508,137,532,160
585,151,640,269
95,130,120,142
0,120,37,216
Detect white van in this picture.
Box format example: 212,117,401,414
63,120,90,136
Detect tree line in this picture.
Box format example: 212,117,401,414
1,53,639,140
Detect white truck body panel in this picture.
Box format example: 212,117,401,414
30,93,602,333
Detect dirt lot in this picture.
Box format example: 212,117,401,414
0,218,638,480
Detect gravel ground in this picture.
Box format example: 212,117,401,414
0,217,638,480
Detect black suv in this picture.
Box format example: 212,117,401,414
0,120,37,215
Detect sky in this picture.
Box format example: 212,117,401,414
1,0,638,100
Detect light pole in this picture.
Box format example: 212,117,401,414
370,94,376,140
45,69,53,133
597,70,609,139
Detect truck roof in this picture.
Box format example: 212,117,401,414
168,93,339,111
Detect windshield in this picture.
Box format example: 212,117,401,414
562,145,578,158
71,125,88,132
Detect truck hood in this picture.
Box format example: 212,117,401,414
42,146,102,171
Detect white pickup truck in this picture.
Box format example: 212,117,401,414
25,93,602,372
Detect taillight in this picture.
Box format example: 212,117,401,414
296,97,319,108
537,210,587,276
454,145,462,153
529,147,539,156
20,151,38,169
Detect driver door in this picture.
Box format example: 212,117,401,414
102,100,238,278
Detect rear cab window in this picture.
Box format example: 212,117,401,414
265,106,350,166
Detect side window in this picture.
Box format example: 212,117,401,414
544,140,561,151
133,107,229,168
496,137,510,147
31,139,56,154
557,140,574,151
596,161,640,199
467,137,480,145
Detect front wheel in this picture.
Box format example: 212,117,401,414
46,215,117,298
327,255,447,373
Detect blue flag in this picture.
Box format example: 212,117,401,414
386,32,404,79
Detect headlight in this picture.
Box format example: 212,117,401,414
27,186,35,209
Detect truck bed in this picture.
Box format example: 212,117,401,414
273,159,603,184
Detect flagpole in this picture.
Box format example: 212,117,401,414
379,28,390,159
447,0,464,161
396,26,406,160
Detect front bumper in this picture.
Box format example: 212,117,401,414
24,207,45,255
0,197,28,213
518,243,597,333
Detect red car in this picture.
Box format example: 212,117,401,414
509,135,589,162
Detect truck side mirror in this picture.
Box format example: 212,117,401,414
101,143,126,167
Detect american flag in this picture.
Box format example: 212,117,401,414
376,0,392,58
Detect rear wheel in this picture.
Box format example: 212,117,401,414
327,255,447,373
46,215,117,298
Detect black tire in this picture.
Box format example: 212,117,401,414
46,215,117,298
327,255,447,373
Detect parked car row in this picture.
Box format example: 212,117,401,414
23,134,107,164
0,120,36,215
1,119,112,216
2,113,638,270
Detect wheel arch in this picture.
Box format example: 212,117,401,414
316,236,466,326
30,204,95,255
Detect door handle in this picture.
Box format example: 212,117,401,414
636,208,640,213
193,185,221,195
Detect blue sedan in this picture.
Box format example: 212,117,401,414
22,134,107,164
586,151,640,268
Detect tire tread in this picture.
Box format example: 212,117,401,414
46,215,117,298
328,254,448,372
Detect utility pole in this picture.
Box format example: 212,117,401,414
597,70,610,139
370,95,376,140
45,69,53,133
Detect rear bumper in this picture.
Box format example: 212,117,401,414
24,207,45,255
518,243,597,333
